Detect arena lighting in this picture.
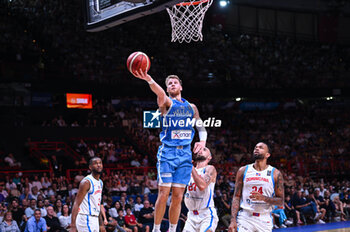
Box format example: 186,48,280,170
219,0,229,7
326,96,334,101
235,97,242,101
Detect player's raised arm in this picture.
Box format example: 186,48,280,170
191,165,216,191
191,103,207,153
228,166,245,232
134,70,172,108
70,179,90,232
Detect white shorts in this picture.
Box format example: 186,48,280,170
237,210,273,232
183,207,218,232
76,214,99,232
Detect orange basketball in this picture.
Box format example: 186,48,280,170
126,52,151,75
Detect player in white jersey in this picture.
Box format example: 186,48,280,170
183,146,218,232
71,157,108,232
228,142,284,232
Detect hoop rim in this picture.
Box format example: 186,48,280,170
176,0,209,6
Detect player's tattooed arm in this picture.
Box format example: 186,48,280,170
262,169,284,206
191,165,217,191
231,166,245,223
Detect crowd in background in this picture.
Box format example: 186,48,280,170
0,167,349,231
1,0,350,89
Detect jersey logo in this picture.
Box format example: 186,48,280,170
95,190,102,195
267,170,271,176
256,173,261,176
171,130,192,139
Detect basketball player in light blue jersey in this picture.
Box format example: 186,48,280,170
133,70,207,232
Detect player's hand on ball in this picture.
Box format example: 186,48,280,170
228,221,238,232
134,69,152,82
193,141,205,154
249,191,266,201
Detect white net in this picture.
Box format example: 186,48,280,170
166,0,213,43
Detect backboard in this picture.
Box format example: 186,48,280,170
84,0,183,32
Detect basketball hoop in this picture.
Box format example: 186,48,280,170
166,0,213,43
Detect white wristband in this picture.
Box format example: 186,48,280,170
147,79,155,85
198,131,207,142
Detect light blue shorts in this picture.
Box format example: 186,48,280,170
156,143,192,186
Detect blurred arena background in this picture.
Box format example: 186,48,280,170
0,0,350,231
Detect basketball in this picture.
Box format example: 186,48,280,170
127,51,151,75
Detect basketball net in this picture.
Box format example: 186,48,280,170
166,0,213,43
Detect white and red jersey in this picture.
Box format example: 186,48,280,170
240,164,276,214
78,174,103,216
184,166,215,211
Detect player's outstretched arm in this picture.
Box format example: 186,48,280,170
133,70,171,108
249,169,284,207
191,165,216,191
191,104,207,153
70,179,90,232
228,166,245,232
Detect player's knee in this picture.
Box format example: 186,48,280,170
171,192,183,202
158,190,170,201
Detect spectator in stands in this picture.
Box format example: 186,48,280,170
32,175,43,191
58,204,71,230
21,199,29,211
139,200,154,232
67,184,78,198
272,205,293,228
20,187,34,202
293,190,323,223
41,176,52,190
87,146,95,158
109,201,123,219
130,158,141,168
31,186,41,200
332,195,346,221
0,211,21,232
0,202,6,223
74,171,85,184
215,192,231,227
4,153,21,167
38,200,47,217
44,205,63,231
55,199,63,214
24,209,47,232
13,173,21,185
127,197,135,213
0,185,6,203
112,208,132,232
284,194,303,225
5,178,17,190
134,196,144,214
125,207,142,232
57,116,67,127
323,190,337,221
25,199,37,218
10,199,25,226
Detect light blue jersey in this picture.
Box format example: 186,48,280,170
160,98,195,146
157,97,195,185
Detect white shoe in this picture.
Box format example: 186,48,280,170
273,225,279,229
314,212,321,220
285,220,293,225
317,219,326,224
281,224,287,228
